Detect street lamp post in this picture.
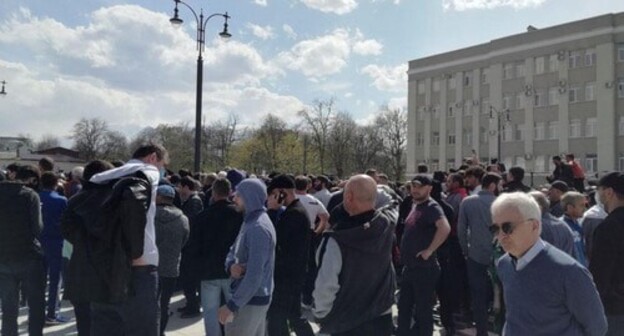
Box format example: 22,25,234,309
170,0,231,172
0,81,7,96
490,105,510,165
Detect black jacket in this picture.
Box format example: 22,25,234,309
190,199,242,280
0,181,43,263
503,180,532,193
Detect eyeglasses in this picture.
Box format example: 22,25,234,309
489,219,532,236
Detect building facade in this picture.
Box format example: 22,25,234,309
407,12,624,179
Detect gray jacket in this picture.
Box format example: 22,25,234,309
155,205,189,278
540,213,575,259
458,190,496,265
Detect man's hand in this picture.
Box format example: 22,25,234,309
218,305,234,324
230,263,246,279
416,249,433,261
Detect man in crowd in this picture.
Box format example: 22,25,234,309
154,184,189,335
566,153,586,192
314,174,397,336
529,191,576,258
89,144,168,335
561,191,588,267
219,178,276,336
492,192,607,335
463,166,485,196
548,181,569,218
267,175,314,336
458,173,501,336
591,172,624,335
194,178,242,336
0,165,46,336
503,166,531,193
580,192,607,264
547,156,574,186
38,171,69,324
313,175,332,208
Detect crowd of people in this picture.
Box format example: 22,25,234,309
0,145,622,336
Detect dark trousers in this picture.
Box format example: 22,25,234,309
267,306,314,336
179,255,200,312
0,257,46,336
397,265,440,336
466,258,491,336
158,277,176,335
573,178,585,193
72,301,91,336
437,243,462,332
91,266,159,336
333,313,393,336
302,232,321,306
42,239,63,318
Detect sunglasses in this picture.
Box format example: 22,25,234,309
489,219,532,236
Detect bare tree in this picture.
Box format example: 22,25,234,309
100,131,129,162
327,111,356,178
256,114,287,172
35,135,61,151
205,113,239,169
376,106,408,180
352,125,384,173
71,118,109,160
131,123,194,171
298,98,335,174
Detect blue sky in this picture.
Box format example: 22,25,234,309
1,0,624,142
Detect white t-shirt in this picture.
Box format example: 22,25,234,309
296,194,329,230
313,188,332,209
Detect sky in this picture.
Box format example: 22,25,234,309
1,0,624,143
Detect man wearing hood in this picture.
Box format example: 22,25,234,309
218,178,276,336
313,174,398,336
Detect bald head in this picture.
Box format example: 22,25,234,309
344,174,377,215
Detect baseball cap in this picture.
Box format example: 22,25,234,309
598,172,624,195
549,180,569,193
157,184,176,199
411,174,432,186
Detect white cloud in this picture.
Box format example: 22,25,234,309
246,23,275,40
442,0,547,11
353,39,383,55
301,0,358,15
282,24,297,39
360,63,407,92
253,0,268,6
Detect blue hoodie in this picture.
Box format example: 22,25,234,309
225,178,276,312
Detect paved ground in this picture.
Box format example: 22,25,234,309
3,293,495,335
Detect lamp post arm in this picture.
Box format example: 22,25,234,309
202,13,229,31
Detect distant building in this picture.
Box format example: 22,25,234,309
0,138,84,173
407,12,624,179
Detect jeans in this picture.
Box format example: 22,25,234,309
0,257,46,336
397,265,440,336
267,305,314,336
42,239,63,318
158,277,176,335
466,258,491,336
72,301,91,336
200,278,231,336
225,304,269,336
332,313,393,336
91,266,159,336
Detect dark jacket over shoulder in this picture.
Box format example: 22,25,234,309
190,199,242,280
0,181,43,263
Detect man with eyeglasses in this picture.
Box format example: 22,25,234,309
491,192,606,336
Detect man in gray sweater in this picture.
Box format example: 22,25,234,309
458,173,501,336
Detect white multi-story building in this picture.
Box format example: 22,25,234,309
407,12,624,178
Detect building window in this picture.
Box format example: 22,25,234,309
548,87,559,106
619,116,624,136
503,124,513,142
535,56,545,74
448,132,456,145
515,156,526,169
503,63,514,79
464,101,472,116
534,90,547,107
464,73,472,87
433,79,440,92
584,49,596,66
480,127,487,144
464,130,473,146
586,118,596,137
516,124,525,141
417,82,425,94
535,155,546,172
418,106,425,120
549,54,559,72
481,68,489,84
432,132,440,146
619,44,624,62
481,98,490,114
569,51,582,69
433,105,440,119
548,121,559,139
516,62,526,78
618,78,624,98
431,160,439,172
449,75,456,90
585,155,598,173
447,159,455,170
569,119,582,138
503,94,513,110
416,133,424,146
503,157,513,170
516,93,525,109
448,105,455,117
534,122,545,140
585,82,595,101
569,86,580,103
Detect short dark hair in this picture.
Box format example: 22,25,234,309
40,172,59,190
508,166,525,182
465,166,485,181
6,163,20,173
132,144,168,162
212,178,231,198
111,160,125,168
295,175,310,191
552,155,562,161
482,172,502,189
38,157,54,172
180,176,197,191
178,169,191,178
449,173,464,187
83,160,114,181
15,165,41,181
417,164,428,174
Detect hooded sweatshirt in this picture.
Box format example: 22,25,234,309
580,204,607,264
155,204,189,278
225,178,276,312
